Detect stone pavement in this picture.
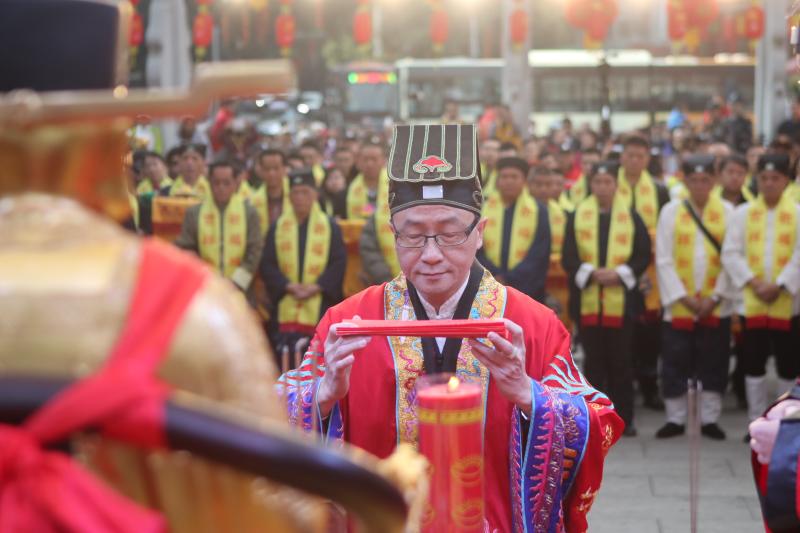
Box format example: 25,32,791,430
587,393,765,533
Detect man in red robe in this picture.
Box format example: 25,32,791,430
279,123,623,532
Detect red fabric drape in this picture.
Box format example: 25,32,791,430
0,240,208,533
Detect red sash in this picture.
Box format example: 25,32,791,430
0,239,208,533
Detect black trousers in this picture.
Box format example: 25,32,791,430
580,322,635,426
632,315,661,399
740,317,800,379
661,319,731,398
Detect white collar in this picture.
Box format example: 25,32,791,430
417,276,470,320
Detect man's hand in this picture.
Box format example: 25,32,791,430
316,315,369,419
293,284,321,301
749,399,800,464
467,319,532,416
696,297,718,320
593,268,622,287
680,295,701,316
749,278,779,303
750,417,781,465
758,282,781,304
286,282,303,298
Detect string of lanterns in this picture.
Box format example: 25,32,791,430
132,0,770,64
564,0,619,50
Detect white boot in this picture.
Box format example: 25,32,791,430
664,395,688,425
700,391,722,425
745,375,768,422
776,378,796,398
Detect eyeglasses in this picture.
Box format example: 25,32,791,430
393,216,480,249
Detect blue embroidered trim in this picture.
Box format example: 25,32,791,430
510,402,526,533
765,418,800,530
325,401,345,443
522,381,565,533
558,393,590,497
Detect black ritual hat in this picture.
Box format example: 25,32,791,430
682,154,717,176
387,124,483,216
289,168,317,189
0,0,124,92
758,153,792,178
590,160,620,178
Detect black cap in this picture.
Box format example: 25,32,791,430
289,168,317,189
681,154,716,177
496,156,530,177
758,153,792,178
387,124,482,216
0,0,123,92
590,161,620,178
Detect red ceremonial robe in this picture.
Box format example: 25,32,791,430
752,378,800,532
279,268,623,532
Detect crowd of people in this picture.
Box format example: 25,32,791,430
124,96,800,443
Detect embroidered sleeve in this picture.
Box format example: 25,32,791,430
275,333,346,445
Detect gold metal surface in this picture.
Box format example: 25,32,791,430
0,194,322,532
0,60,296,127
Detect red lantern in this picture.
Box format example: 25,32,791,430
193,11,213,48
430,6,448,52
353,0,372,47
565,0,591,29
275,13,295,51
129,11,143,47
686,0,718,30
667,5,688,41
275,0,295,56
743,5,764,40
510,8,528,51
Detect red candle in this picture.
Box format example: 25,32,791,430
416,374,484,532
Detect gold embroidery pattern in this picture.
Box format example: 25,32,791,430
385,270,504,445
577,487,598,514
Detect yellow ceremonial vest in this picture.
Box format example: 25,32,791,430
670,198,726,330
575,195,634,328
711,184,755,204
374,192,401,278
618,168,660,313
743,193,798,330
618,169,658,229
481,164,497,196
346,170,387,220
312,164,325,187
569,174,588,205
548,199,566,258
276,203,331,334
558,192,574,212
169,175,209,198
197,195,247,278
238,180,254,200
785,182,800,204
250,178,291,238
482,191,539,270
136,177,174,195
127,192,139,230
665,174,682,192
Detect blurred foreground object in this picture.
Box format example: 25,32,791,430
0,1,420,531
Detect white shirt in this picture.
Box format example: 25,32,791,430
721,201,800,315
418,276,470,352
655,199,735,321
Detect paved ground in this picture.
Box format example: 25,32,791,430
588,391,767,532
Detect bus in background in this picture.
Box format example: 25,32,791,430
394,51,754,135
325,61,398,130
396,57,502,124
529,49,755,135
